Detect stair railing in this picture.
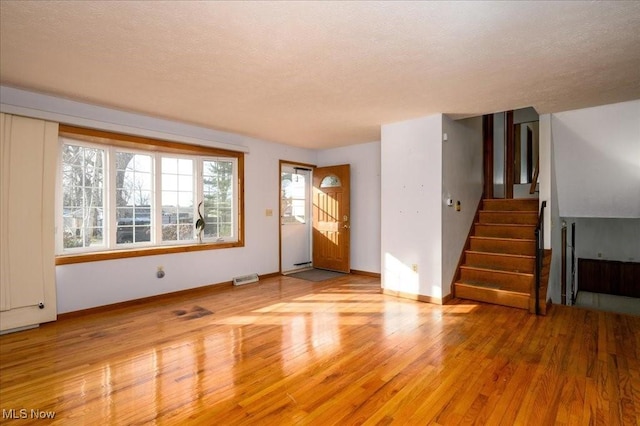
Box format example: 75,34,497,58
534,201,547,315
529,157,539,194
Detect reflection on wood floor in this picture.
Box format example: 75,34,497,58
1,274,638,424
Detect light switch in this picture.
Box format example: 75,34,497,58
265,209,273,217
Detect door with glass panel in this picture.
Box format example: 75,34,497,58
280,164,312,273
312,164,350,273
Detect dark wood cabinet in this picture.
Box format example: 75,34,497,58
578,258,640,298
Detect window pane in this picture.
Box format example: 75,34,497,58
115,151,153,246
161,156,194,242
178,175,193,192
134,155,152,173
62,144,105,249
162,175,177,191
162,157,178,174
281,171,306,224
178,192,193,208
202,159,234,239
218,208,232,223
178,159,192,174
320,175,341,188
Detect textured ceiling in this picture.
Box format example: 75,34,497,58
1,1,639,149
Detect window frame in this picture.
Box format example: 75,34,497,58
55,125,244,265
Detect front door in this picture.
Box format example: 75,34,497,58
312,164,350,273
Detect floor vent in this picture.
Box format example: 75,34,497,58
233,273,259,286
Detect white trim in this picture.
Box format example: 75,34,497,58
0,86,250,154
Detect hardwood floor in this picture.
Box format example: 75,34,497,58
1,274,638,425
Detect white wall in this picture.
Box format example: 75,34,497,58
514,107,539,125
1,87,321,313
514,184,538,199
441,116,483,297
548,122,562,304
566,218,640,263
543,100,640,304
317,141,381,274
552,99,640,218
381,114,482,301
381,114,443,299
539,114,553,247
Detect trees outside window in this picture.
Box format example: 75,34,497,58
203,159,234,238
61,144,105,249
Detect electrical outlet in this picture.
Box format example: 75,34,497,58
412,264,418,273
265,209,273,217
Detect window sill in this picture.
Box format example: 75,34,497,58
55,241,243,265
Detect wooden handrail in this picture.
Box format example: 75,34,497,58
534,201,547,315
530,156,539,194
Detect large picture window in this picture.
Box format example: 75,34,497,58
57,126,243,263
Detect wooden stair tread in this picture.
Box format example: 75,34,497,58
463,251,535,273
470,236,535,243
475,223,536,228
455,281,530,309
465,250,534,260
456,281,529,296
463,264,533,274
480,210,537,214
459,265,533,277
478,211,538,225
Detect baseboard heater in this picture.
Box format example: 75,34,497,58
233,273,259,286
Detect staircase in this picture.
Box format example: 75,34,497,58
455,198,551,314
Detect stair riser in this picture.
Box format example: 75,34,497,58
482,199,539,211
479,212,538,225
460,269,532,293
455,284,529,310
474,224,535,239
465,252,535,273
470,239,536,256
